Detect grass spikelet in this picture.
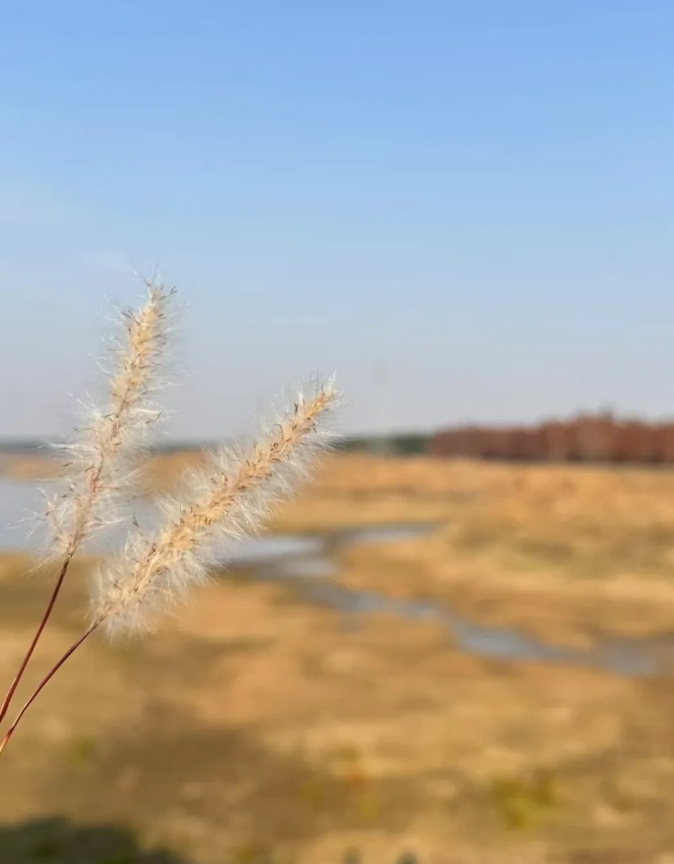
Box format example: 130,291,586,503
0,281,175,728
46,281,175,558
91,379,339,637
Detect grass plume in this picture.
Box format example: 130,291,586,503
0,282,173,727
91,380,338,637
46,282,174,558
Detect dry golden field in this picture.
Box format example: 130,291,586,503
273,455,674,644
1,454,674,862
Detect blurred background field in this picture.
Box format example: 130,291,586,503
2,1,673,861
2,451,674,862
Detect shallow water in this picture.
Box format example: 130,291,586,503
0,480,50,548
234,523,671,678
0,478,164,552
253,566,668,677
0,480,669,677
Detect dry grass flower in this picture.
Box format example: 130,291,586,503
92,380,338,637
0,282,173,728
46,281,174,558
0,286,338,757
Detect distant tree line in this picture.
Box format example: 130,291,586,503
333,432,431,455
14,413,674,464
429,413,674,464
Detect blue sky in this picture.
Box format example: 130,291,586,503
0,1,672,439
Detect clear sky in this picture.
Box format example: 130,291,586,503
0,1,672,440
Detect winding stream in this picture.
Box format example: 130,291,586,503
223,523,671,678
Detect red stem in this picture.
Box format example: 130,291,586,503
0,623,97,757
0,556,72,726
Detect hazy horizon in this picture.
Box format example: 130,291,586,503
1,2,672,441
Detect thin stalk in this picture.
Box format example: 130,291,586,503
0,557,71,725
0,623,97,758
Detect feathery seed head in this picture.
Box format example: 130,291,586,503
44,281,175,560
90,378,339,638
